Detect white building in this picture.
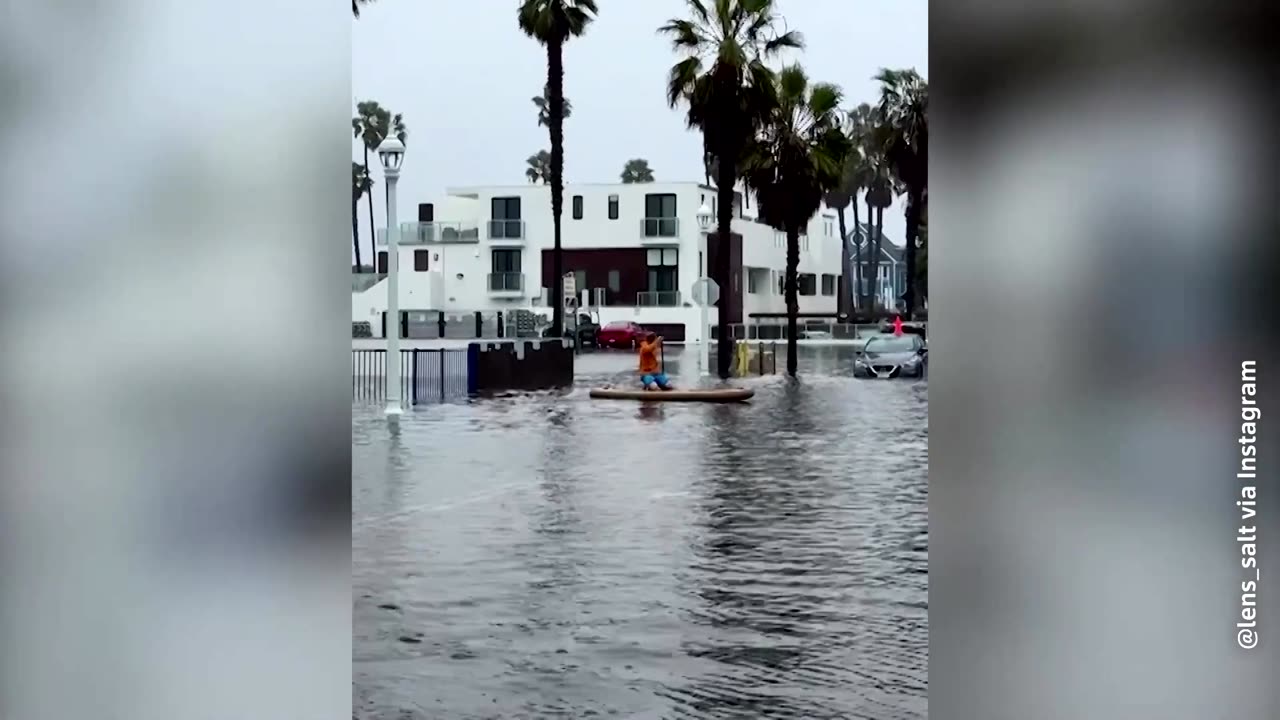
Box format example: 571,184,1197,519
352,181,845,342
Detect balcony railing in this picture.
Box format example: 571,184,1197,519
636,291,683,307
487,272,524,292
488,219,525,240
378,222,480,245
640,217,679,238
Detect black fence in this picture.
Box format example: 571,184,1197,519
711,321,926,341
352,348,470,405
359,310,548,340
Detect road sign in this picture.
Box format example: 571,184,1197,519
691,277,720,307
562,272,576,305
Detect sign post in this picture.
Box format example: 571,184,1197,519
691,277,720,376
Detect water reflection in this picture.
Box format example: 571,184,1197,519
354,347,927,719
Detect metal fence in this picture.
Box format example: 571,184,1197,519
711,322,925,340
359,310,550,340
352,348,470,405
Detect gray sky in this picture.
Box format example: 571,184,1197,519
353,0,926,244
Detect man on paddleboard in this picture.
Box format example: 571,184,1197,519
637,332,673,391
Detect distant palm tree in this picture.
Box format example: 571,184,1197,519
352,162,374,271
822,118,860,319
875,68,927,318
844,102,877,310
353,102,407,274
525,150,551,183
532,84,573,127
741,65,852,376
518,0,598,338
620,158,656,183
659,0,801,379
352,0,373,18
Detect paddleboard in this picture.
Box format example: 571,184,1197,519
589,387,754,403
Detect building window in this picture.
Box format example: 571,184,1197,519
802,236,810,252
778,272,785,295
821,274,836,295
490,196,522,238
607,270,620,292
572,194,583,220
747,270,759,294
608,194,619,219
643,193,678,236
377,250,388,274
414,249,429,271
490,249,521,291
646,247,678,293
491,248,521,272
799,273,817,296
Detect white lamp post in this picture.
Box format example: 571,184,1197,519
378,130,406,417
695,203,712,375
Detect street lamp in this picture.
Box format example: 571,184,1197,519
378,130,406,417
695,203,712,375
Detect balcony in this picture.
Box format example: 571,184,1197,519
487,219,526,244
636,291,683,307
640,217,680,242
376,222,480,245
487,272,525,295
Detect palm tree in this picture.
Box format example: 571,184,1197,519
353,102,407,275
525,150,551,183
352,0,373,18
518,0,598,338
660,0,802,379
875,68,927,318
741,65,852,376
843,102,875,311
532,84,573,127
620,158,656,183
352,162,373,271
822,136,858,318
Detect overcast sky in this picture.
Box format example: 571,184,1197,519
353,0,926,244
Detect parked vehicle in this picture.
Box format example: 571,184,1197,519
540,312,601,347
855,333,928,379
574,312,600,348
596,320,646,349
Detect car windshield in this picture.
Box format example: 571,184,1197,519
864,335,918,353
604,321,631,329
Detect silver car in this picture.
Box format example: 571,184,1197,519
855,333,928,378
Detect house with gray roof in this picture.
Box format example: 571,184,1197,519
846,222,908,310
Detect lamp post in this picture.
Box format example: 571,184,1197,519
696,203,712,375
378,130,406,417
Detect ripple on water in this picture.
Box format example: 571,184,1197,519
354,347,927,719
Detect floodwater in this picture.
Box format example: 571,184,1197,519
353,346,928,719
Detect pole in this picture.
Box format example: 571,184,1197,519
699,231,709,376
385,170,403,416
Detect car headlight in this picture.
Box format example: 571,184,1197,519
903,355,921,367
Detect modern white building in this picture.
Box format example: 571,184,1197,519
352,181,846,342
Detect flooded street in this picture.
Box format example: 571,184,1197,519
354,346,928,719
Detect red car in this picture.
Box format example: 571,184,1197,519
596,321,645,349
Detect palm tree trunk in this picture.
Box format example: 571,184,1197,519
836,203,850,319
785,226,800,376
903,187,922,319
864,196,877,309
547,40,565,338
363,146,375,274
852,197,863,312
714,141,735,380
352,194,363,271
872,205,885,310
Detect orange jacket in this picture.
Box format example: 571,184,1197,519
638,339,660,374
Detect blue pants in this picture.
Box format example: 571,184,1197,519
641,373,671,389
